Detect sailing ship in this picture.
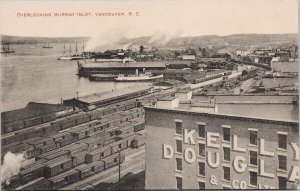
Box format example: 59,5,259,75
1,43,15,53
58,42,86,60
42,43,53,48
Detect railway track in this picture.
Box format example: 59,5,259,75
61,146,145,190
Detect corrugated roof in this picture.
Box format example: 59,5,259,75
76,85,151,104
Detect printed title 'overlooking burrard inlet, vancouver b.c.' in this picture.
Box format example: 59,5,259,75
0,0,299,190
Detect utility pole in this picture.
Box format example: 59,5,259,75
76,91,79,99
118,148,121,185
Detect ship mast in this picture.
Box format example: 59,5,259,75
69,43,72,54
63,43,65,55
75,42,78,55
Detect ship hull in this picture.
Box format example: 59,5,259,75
1,50,15,53
114,75,163,82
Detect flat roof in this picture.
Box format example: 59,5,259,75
76,85,151,104
157,96,177,101
144,106,298,125
81,61,166,68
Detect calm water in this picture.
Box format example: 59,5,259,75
1,44,151,112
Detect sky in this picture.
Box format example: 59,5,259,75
0,0,298,38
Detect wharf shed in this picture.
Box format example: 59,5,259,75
63,85,153,110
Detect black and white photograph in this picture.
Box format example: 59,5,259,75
0,0,299,190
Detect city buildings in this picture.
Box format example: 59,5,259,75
144,89,299,189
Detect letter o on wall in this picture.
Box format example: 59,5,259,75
184,147,196,163
240,181,247,189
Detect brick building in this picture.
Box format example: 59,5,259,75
144,90,299,189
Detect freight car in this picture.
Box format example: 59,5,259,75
131,134,145,148
85,146,112,163
75,160,105,180
101,153,125,169
44,156,73,178
18,159,48,185
36,149,70,161
2,133,26,146
48,169,80,189
70,151,89,167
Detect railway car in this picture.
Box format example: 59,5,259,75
24,117,43,128
36,149,70,161
85,146,112,163
62,142,89,156
44,156,73,178
71,151,89,167
49,122,62,132
2,133,26,146
48,169,80,189
24,128,44,140
19,159,47,185
75,164,93,180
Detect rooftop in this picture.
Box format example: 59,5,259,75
1,102,71,123
75,85,152,104
157,96,178,101
151,95,298,122
145,105,298,124
81,61,166,68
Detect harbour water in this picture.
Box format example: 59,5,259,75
0,44,151,112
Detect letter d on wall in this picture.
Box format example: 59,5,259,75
163,144,174,159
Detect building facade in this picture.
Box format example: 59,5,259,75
144,104,299,189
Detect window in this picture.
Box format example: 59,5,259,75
176,121,183,135
100,152,104,159
176,140,183,153
249,171,257,186
223,166,230,181
278,176,287,189
60,164,64,170
223,127,230,142
176,158,182,171
249,151,257,166
198,124,205,138
278,134,287,149
278,155,287,170
249,131,257,145
198,181,205,189
198,143,205,157
223,147,230,161
176,176,182,190
198,162,205,176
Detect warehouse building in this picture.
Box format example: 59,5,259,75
144,90,299,189
63,85,153,110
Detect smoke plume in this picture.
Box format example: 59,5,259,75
85,27,128,51
148,29,184,45
1,152,29,185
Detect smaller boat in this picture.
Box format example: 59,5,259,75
1,43,15,53
115,72,163,82
42,43,53,48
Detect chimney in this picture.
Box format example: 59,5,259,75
156,96,179,109
175,88,193,103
